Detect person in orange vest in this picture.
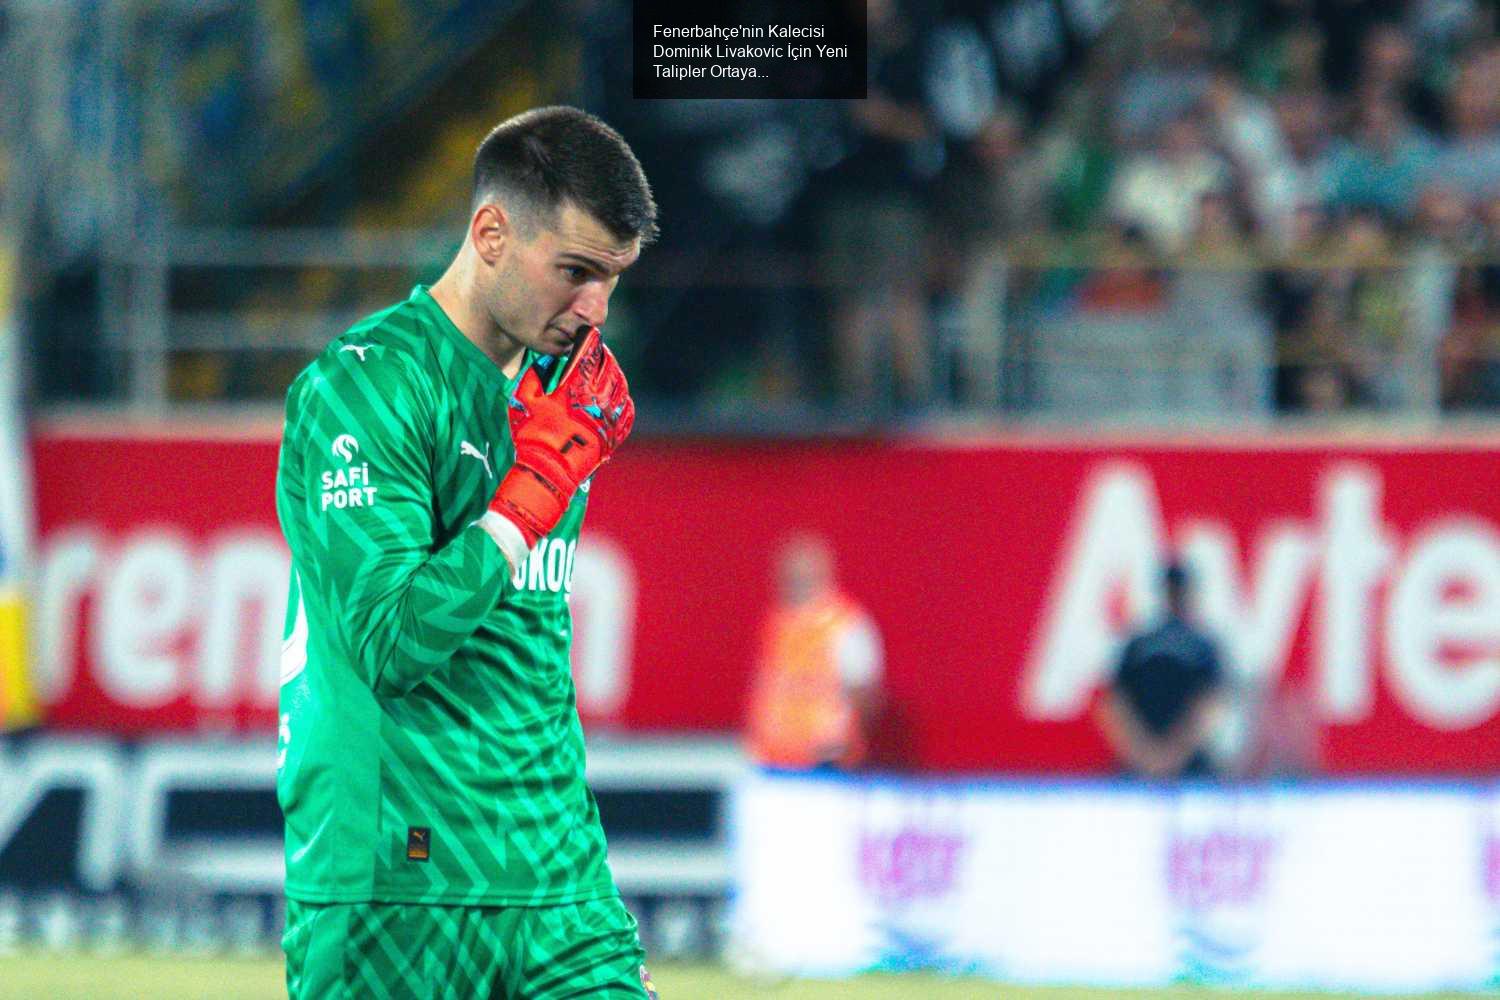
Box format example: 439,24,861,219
746,533,884,770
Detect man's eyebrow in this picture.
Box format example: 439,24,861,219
556,252,614,274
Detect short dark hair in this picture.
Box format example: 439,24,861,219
472,106,658,246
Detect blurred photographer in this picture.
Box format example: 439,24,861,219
1096,561,1226,779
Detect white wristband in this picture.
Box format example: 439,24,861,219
474,510,530,572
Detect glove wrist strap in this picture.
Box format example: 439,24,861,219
474,510,531,572
487,464,572,550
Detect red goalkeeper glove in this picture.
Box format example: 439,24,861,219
483,328,634,563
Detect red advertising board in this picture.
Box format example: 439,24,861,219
28,423,1500,774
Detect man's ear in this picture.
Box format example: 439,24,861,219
470,202,510,265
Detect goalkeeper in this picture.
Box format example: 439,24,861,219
275,106,660,999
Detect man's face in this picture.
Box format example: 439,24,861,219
485,200,641,356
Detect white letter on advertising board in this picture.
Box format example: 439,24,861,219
1387,522,1500,729
196,534,290,707
1024,464,1165,719
1181,521,1316,684
1317,467,1393,721
34,529,102,703
94,533,193,708
569,538,636,718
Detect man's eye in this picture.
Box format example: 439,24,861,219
562,266,589,282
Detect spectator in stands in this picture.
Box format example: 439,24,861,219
1356,20,1445,130
1037,62,1120,234
1095,561,1226,779
1329,209,1414,407
1285,285,1358,413
1401,184,1468,410
1409,0,1485,53
1322,91,1437,220
929,105,1049,405
1258,88,1335,250
1432,45,1500,200
1113,1,1213,147
1320,0,1410,95
1107,111,1229,256
1440,192,1500,407
1438,265,1499,407
1242,15,1326,96
1200,61,1289,246
818,0,937,410
941,106,1049,253
1265,200,1333,409
745,534,884,771
1408,0,1488,119
1168,189,1272,414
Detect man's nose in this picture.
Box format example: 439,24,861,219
572,283,609,329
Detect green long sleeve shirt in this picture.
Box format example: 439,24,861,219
275,286,611,906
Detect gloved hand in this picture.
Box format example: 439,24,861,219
487,327,634,550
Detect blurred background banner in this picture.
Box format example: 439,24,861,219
18,0,1500,992
27,427,1500,774
30,428,284,733
732,770,1500,992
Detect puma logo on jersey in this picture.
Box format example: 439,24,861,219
331,434,359,462
406,826,431,862
340,344,371,361
460,440,492,479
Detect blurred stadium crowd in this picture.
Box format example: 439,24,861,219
619,0,1500,418
16,0,1500,421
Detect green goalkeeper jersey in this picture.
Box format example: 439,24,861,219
275,285,613,906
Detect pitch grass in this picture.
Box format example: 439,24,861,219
0,955,1485,999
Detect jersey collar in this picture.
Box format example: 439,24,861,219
410,285,536,394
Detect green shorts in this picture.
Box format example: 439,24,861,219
282,896,658,999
